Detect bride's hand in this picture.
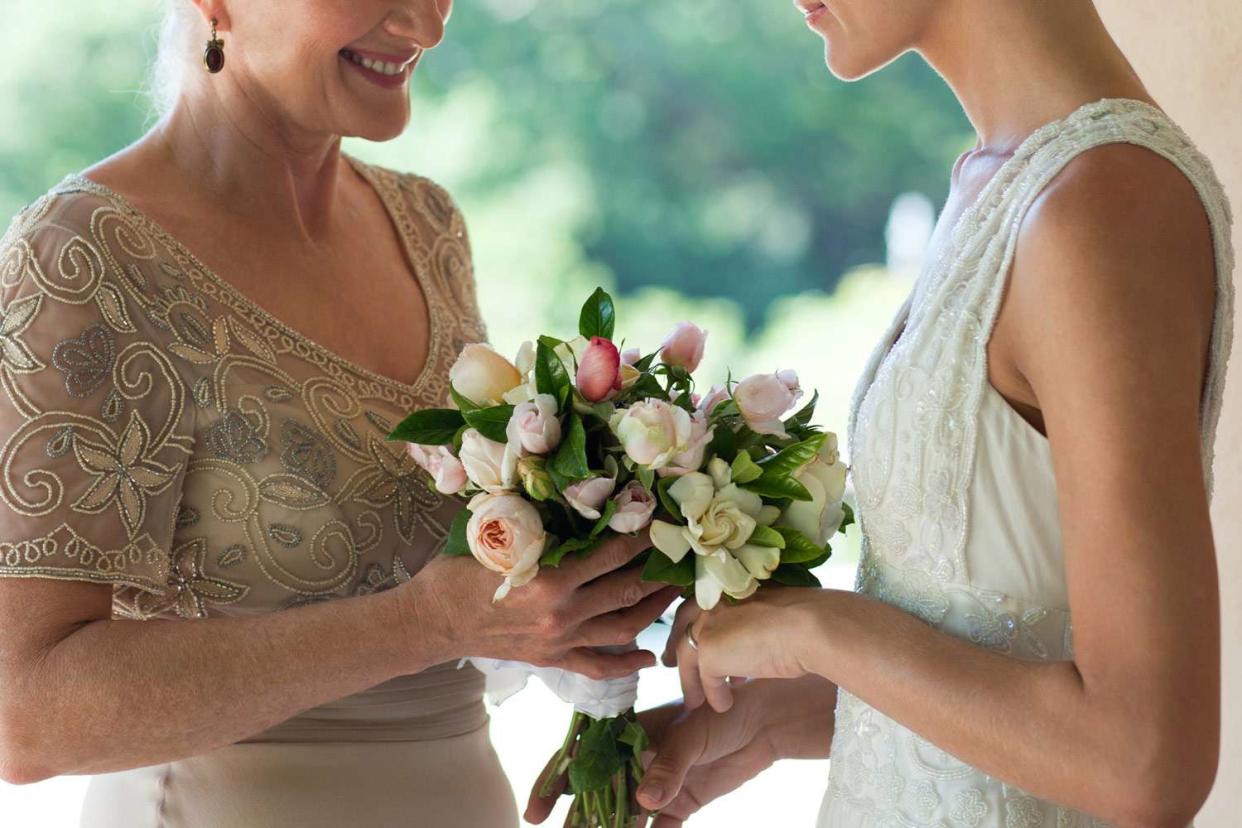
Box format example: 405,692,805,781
672,587,830,712
407,532,680,679
524,677,835,826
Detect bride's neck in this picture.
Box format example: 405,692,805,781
916,0,1151,149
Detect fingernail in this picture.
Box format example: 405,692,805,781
640,783,663,805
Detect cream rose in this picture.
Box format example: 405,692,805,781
459,428,519,493
777,433,848,545
610,399,694,470
451,343,523,407
406,443,467,495
608,481,656,534
657,412,714,477
466,493,547,601
733,370,803,437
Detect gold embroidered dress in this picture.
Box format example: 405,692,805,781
0,159,519,827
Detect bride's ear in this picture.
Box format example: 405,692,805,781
189,0,232,32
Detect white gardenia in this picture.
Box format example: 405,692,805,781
459,428,519,493
777,433,848,545
649,458,781,609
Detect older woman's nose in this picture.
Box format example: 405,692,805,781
385,2,449,50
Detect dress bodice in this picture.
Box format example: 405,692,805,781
0,158,486,621
820,99,1234,827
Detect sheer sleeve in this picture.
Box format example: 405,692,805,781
0,193,189,600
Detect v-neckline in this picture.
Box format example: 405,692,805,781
60,155,440,399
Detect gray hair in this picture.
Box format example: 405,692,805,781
151,1,194,116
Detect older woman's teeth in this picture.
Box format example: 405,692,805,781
342,50,403,76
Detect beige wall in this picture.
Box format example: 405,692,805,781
1092,2,1241,823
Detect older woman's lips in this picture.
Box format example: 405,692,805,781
339,48,420,90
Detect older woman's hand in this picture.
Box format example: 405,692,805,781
671,587,830,712
408,532,680,680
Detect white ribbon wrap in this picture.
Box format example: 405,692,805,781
464,645,640,720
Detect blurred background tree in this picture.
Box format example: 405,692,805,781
0,1,975,825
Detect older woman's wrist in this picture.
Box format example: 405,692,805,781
386,577,457,674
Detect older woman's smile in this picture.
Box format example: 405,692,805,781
339,47,421,89
794,0,830,26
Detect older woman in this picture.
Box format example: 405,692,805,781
0,2,676,826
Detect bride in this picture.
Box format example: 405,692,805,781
530,1,1232,826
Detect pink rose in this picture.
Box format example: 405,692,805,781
620,347,642,366
563,476,617,520
733,370,803,437
406,443,468,495
659,322,707,373
576,337,623,402
657,412,714,477
466,493,547,601
697,385,730,417
608,481,656,533
505,393,562,455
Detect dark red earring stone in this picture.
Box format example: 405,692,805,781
204,41,225,73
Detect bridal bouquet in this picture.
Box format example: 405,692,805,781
389,288,850,827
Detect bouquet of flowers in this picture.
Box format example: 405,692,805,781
390,288,851,827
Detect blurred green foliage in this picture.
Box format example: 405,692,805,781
0,0,970,327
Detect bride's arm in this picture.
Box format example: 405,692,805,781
679,147,1221,827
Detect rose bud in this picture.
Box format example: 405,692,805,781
517,455,556,502
733,370,803,437
609,399,693,469
697,384,730,417
459,428,518,493
466,492,547,602
659,322,707,373
608,481,657,534
576,337,623,402
407,443,468,495
450,343,523,407
620,347,642,366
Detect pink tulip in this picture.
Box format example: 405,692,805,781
659,322,707,373
576,337,623,402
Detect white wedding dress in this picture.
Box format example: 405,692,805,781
817,99,1234,827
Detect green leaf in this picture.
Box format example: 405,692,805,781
642,547,694,587
387,408,466,446
707,420,738,460
770,564,821,587
591,500,618,537
730,450,764,484
757,432,827,477
541,536,598,567
568,717,625,794
747,524,786,549
551,414,590,480
741,472,813,501
442,509,473,557
636,465,655,491
784,390,820,431
619,720,650,756
449,385,482,413
775,526,827,564
633,351,658,372
463,404,515,444
839,502,855,535
536,339,572,403
656,475,681,518
578,287,617,341
802,546,833,569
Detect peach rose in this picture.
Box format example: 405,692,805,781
467,493,547,601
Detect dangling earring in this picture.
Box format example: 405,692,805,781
204,18,225,73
